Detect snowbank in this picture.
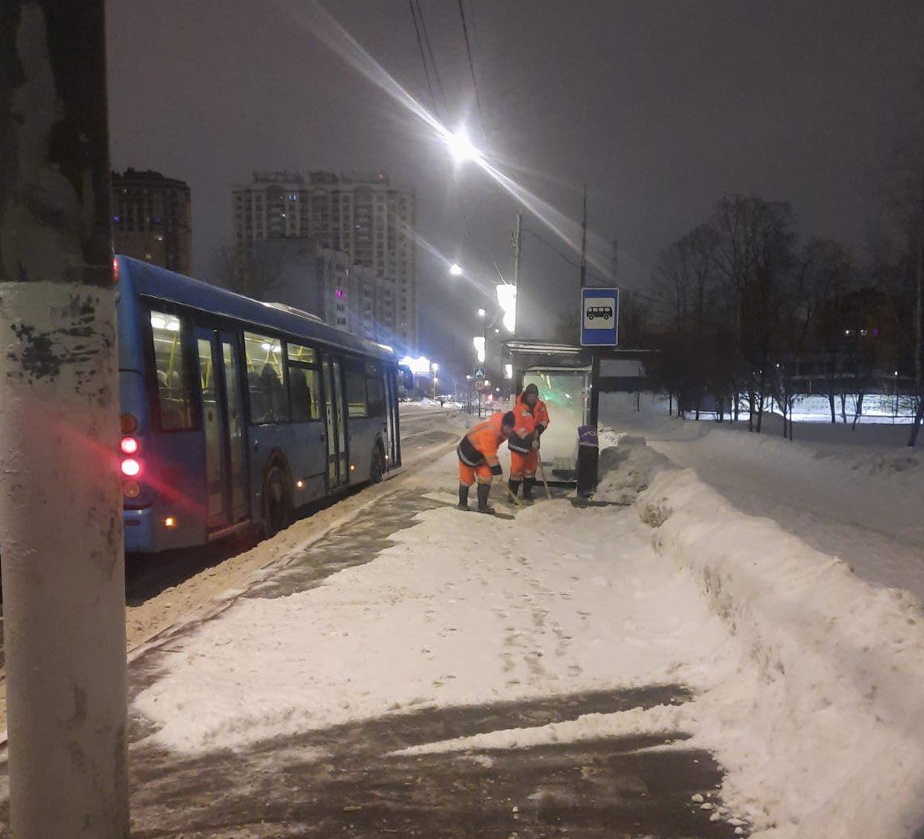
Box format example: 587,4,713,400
633,449,924,838
594,434,674,506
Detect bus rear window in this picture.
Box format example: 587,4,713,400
150,311,194,431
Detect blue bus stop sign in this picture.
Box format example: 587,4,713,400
580,287,619,346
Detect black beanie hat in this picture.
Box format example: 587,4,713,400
524,383,539,396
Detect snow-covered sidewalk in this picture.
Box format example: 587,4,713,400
123,434,924,838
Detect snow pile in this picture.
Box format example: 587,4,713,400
637,461,924,838
594,435,676,505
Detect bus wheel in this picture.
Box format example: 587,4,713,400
370,444,386,484
263,465,292,536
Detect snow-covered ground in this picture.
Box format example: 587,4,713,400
601,393,924,602
130,402,924,839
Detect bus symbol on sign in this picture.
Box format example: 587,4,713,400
585,305,613,322
582,296,617,330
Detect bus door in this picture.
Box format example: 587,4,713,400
321,352,349,490
385,367,401,467
196,328,248,531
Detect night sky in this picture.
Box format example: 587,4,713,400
106,0,924,380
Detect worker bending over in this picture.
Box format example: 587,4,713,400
457,410,516,514
508,383,550,501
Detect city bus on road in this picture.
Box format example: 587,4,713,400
115,256,401,553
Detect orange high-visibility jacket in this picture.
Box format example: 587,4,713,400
534,399,550,432
459,411,507,470
512,392,537,438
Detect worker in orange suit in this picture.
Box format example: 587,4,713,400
457,410,516,514
508,383,550,501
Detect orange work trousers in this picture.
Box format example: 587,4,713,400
459,459,494,486
510,448,537,480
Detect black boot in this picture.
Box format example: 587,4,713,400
476,482,495,515
508,479,521,500
522,477,536,501
457,483,470,511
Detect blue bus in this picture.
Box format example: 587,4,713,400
115,256,401,553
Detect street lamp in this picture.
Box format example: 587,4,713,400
477,308,486,318
431,362,439,400
473,335,485,364
446,127,481,165
449,263,463,276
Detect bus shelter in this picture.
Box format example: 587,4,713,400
504,341,659,494
504,341,596,488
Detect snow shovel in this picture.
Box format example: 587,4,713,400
537,457,553,500
499,479,523,508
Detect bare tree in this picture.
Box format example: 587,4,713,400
0,3,129,836
211,238,313,302
795,238,856,422
878,76,924,445
710,194,797,432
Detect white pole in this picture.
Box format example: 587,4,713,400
0,3,130,836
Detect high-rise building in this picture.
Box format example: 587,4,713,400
112,169,192,275
232,170,417,353
317,248,398,348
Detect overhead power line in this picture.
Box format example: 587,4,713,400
407,0,439,116
457,0,487,141
414,0,448,116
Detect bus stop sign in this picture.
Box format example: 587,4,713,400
580,287,619,346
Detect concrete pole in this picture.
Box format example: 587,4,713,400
0,3,130,837
579,184,588,289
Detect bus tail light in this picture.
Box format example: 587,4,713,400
121,458,141,477
113,257,120,284
120,413,138,434
120,436,139,455
122,480,141,499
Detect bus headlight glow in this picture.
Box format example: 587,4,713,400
120,458,141,477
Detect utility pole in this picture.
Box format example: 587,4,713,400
512,208,522,340
612,236,618,283
513,209,523,289
579,183,588,289
0,4,130,838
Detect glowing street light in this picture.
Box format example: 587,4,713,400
477,308,486,318
473,335,486,364
449,263,463,276
496,283,517,333
446,128,481,164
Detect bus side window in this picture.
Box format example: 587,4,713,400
244,332,289,424
288,366,320,422
346,369,368,418
150,310,194,431
366,375,385,418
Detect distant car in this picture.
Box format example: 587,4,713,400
587,305,613,321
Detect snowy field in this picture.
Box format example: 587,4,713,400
130,403,924,839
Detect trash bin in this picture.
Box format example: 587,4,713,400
575,424,598,497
